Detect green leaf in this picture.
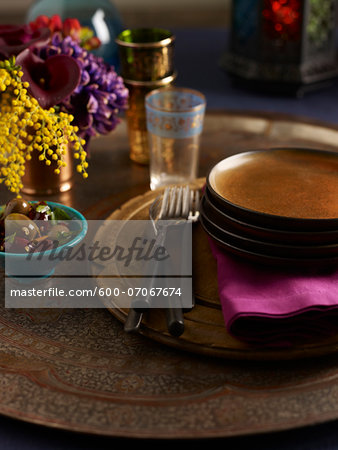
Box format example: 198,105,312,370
52,207,72,221
36,204,51,215
49,211,56,224
55,230,77,246
4,232,16,244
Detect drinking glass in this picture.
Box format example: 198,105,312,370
145,87,206,190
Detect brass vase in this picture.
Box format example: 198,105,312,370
21,146,74,196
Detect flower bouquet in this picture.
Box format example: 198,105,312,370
0,15,129,195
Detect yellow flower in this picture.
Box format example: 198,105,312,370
0,57,89,194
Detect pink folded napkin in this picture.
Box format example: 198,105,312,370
208,238,338,347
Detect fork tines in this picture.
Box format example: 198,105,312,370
124,184,199,336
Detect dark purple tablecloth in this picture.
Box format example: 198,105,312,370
1,27,338,449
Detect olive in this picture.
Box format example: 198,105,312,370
37,221,52,236
5,236,30,253
26,236,54,253
4,197,32,218
5,213,41,241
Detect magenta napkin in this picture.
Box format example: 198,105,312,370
208,238,338,347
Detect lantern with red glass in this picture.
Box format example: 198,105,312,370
221,0,338,95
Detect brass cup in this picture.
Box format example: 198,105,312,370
125,73,177,165
116,28,175,82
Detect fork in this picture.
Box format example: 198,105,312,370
124,185,200,335
153,185,193,336
159,186,199,315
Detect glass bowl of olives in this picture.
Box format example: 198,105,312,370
0,198,88,278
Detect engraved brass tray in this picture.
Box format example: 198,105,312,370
0,112,337,438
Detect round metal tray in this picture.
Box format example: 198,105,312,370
0,112,338,439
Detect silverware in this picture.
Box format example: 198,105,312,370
124,185,200,335
124,308,143,333
159,186,190,336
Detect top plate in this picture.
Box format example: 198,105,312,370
207,148,338,230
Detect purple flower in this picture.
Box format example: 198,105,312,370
16,48,81,109
0,25,50,59
35,34,129,144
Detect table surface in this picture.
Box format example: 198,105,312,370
1,27,338,449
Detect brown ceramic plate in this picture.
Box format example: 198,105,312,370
199,212,338,269
200,197,338,259
202,188,338,246
206,148,338,231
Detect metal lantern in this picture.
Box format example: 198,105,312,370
221,0,338,95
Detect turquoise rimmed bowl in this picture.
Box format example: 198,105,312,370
0,201,88,279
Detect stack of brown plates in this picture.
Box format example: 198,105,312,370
201,147,338,268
